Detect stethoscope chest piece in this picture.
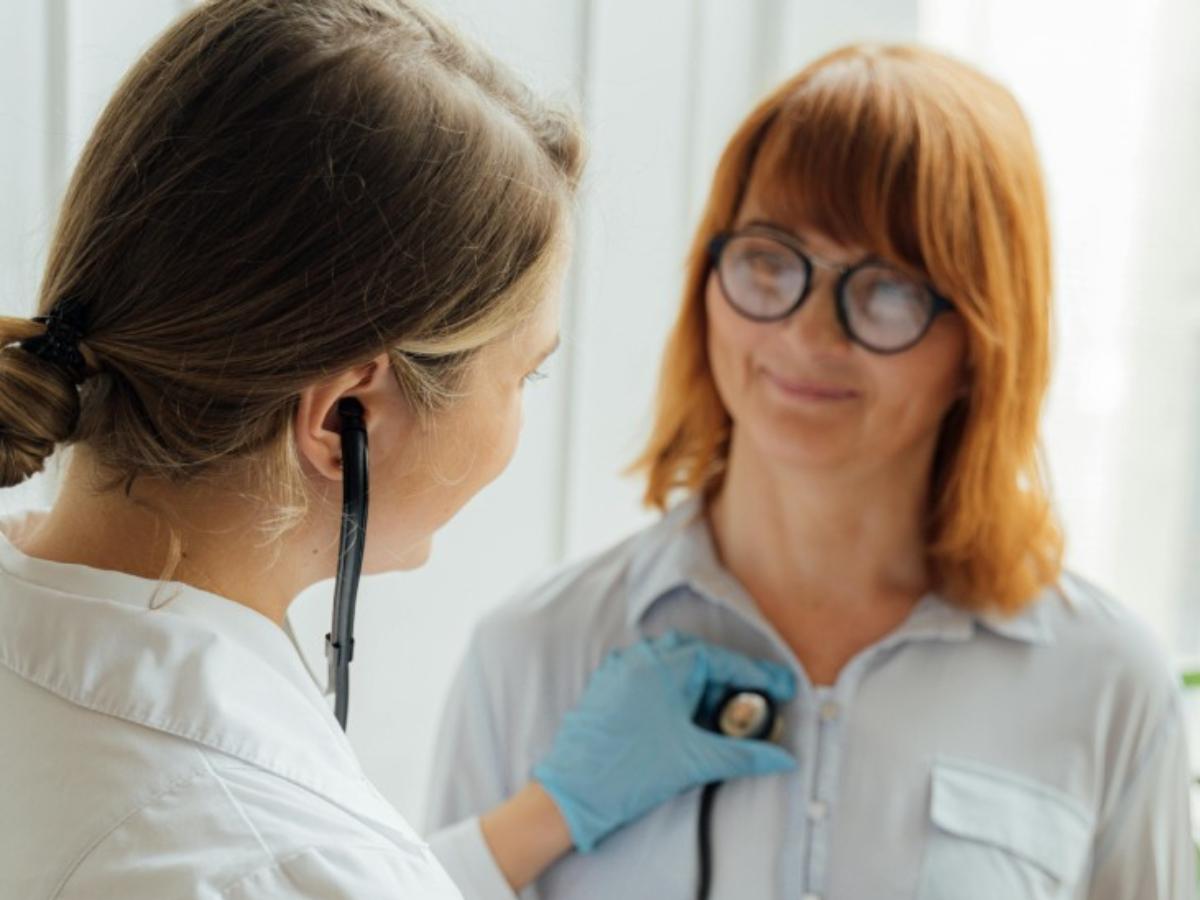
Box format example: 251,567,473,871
714,689,783,742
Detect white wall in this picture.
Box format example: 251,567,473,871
2,0,1195,826
919,0,1200,651
0,0,59,516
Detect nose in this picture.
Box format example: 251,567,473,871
777,270,848,353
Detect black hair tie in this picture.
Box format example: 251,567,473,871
19,297,91,385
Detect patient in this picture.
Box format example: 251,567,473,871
427,44,1193,898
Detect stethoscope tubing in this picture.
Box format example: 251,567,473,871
695,688,780,900
329,397,368,731
696,781,721,900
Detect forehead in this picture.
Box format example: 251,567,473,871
733,194,868,264
727,111,927,275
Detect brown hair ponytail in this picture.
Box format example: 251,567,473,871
0,0,583,533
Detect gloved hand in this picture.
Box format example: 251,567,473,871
532,630,797,852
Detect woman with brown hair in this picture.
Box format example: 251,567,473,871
428,44,1194,898
0,1,798,897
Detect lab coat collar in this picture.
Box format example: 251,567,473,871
623,494,1056,646
0,509,426,852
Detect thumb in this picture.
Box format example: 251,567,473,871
693,731,797,782
691,642,797,703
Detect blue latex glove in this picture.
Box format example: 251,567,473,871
532,630,797,852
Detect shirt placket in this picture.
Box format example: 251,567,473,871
780,637,906,900
798,685,844,900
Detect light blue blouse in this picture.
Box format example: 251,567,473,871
426,496,1194,899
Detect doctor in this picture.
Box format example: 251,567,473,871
0,1,796,898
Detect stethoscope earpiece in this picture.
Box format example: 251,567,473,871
327,397,369,731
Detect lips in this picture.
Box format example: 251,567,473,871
762,368,859,400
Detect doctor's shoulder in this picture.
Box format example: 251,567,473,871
50,749,460,900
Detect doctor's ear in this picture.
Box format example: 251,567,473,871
294,351,404,483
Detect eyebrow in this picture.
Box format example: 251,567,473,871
742,218,808,248
741,218,875,266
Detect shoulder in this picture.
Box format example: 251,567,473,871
63,839,457,899
1048,572,1175,679
60,752,452,898
1034,574,1192,834
215,842,462,899
0,678,233,895
1034,571,1181,725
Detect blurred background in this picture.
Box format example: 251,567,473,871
1,0,1197,827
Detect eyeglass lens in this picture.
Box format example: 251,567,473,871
717,233,938,351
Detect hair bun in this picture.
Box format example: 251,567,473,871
0,343,82,487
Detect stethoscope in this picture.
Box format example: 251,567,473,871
694,688,783,900
321,396,780,897
327,397,368,730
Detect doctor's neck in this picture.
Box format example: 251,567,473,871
16,448,338,626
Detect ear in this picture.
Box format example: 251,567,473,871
294,352,400,483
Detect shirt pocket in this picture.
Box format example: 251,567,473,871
916,757,1093,900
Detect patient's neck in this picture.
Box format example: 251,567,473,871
708,428,933,613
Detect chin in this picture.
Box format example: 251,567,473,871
363,534,434,574
743,416,861,471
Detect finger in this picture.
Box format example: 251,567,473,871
649,630,698,653
695,682,727,725
695,732,798,780
693,642,797,702
596,645,629,673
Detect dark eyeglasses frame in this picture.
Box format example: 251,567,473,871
708,228,954,354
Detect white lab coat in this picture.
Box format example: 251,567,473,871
0,509,513,900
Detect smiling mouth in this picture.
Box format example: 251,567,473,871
761,368,860,401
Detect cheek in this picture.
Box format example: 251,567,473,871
705,277,759,407
917,317,968,406
442,381,524,499
361,380,525,575
484,387,523,476
867,318,968,432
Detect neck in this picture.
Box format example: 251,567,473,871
708,427,936,614
16,449,338,625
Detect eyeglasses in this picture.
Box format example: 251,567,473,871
708,228,953,354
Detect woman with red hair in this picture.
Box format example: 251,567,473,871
428,43,1193,898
